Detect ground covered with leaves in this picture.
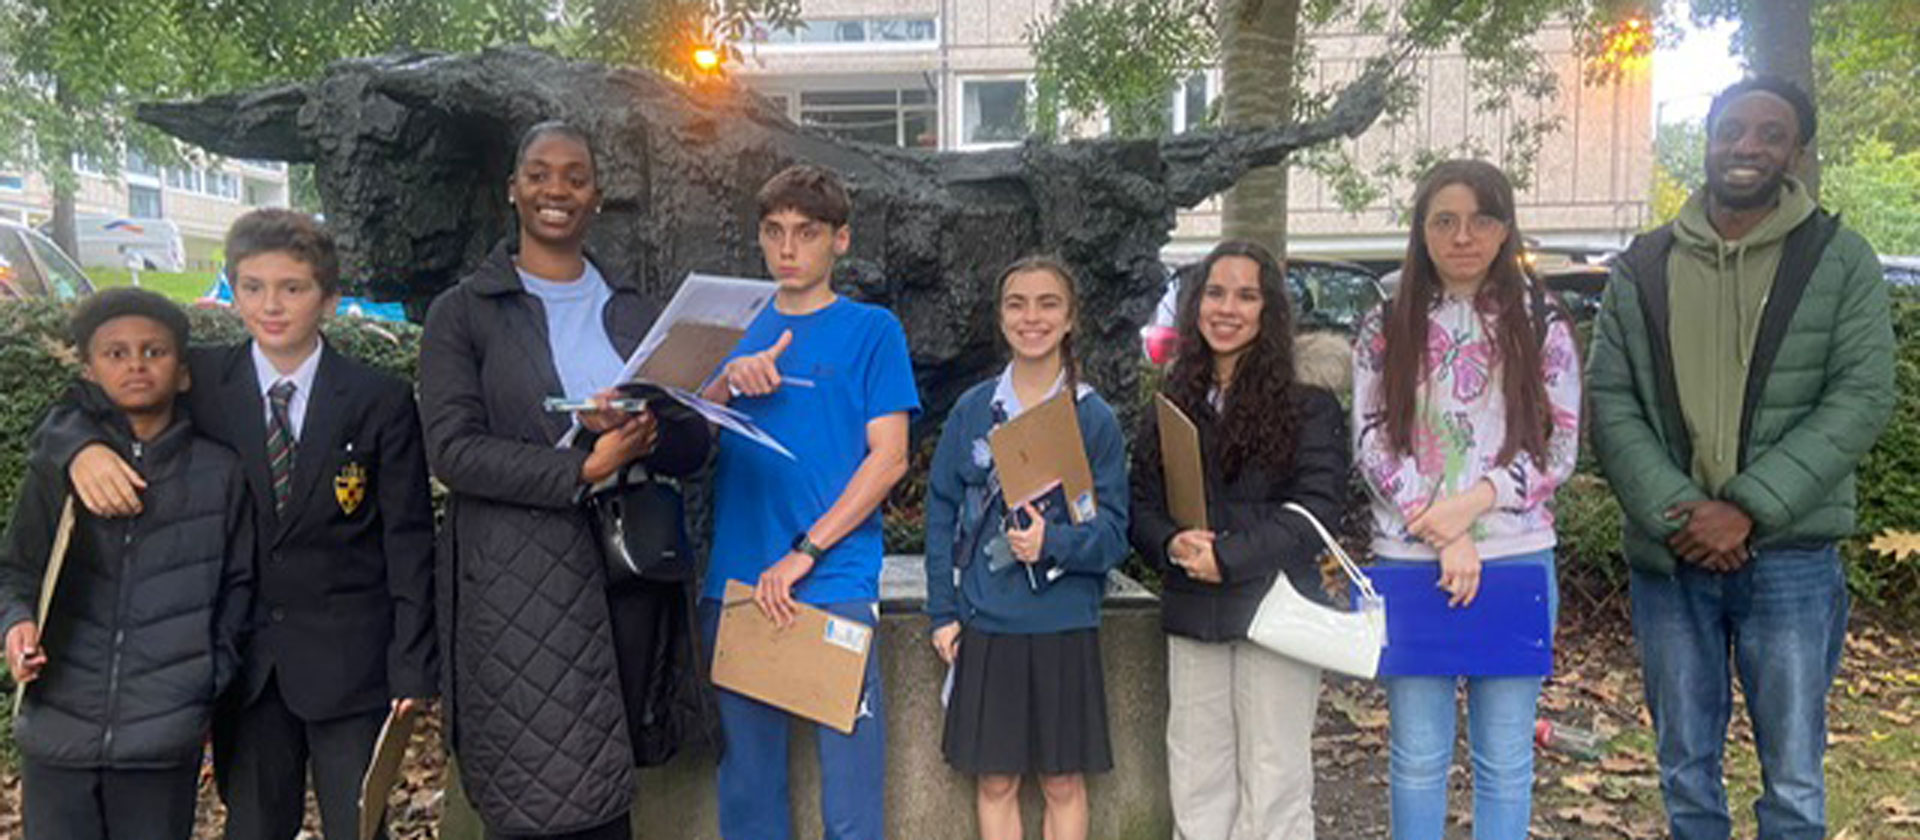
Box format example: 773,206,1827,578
0,606,1913,839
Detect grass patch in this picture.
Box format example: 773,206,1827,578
88,268,216,303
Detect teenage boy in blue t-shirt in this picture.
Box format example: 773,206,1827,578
699,164,919,840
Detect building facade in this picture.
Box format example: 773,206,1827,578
0,150,291,272
731,0,1652,264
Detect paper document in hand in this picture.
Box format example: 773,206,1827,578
556,272,789,454
987,391,1097,524
617,381,796,460
622,272,778,384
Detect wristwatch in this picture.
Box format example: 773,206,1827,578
791,533,826,561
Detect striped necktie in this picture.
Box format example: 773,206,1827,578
267,380,297,512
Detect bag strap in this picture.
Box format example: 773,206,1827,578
1281,502,1379,603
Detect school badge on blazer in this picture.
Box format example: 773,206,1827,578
335,461,367,515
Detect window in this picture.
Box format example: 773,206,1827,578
1168,72,1213,134
72,153,107,176
165,166,202,192
751,17,937,47
799,88,938,148
0,173,22,192
962,79,1029,146
129,185,162,218
125,149,160,178
208,170,240,200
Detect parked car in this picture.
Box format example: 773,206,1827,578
1883,256,1920,289
0,219,96,301
1141,257,1386,364
1539,263,1612,322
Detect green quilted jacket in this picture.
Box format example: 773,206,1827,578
1587,209,1895,575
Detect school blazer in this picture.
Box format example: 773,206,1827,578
34,342,438,721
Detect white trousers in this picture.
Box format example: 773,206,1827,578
1167,635,1323,840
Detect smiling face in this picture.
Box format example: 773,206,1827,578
1705,90,1801,210
232,250,337,365
510,132,600,249
1421,182,1509,291
999,267,1074,364
84,314,189,416
758,208,849,294
1198,255,1264,358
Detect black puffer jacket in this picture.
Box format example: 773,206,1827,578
419,243,711,833
1130,385,1350,642
0,389,253,768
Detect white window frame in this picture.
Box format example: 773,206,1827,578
741,16,940,54
1169,69,1218,135
795,88,937,149
0,173,24,193
957,75,1035,151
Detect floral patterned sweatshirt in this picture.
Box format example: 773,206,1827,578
1352,295,1583,560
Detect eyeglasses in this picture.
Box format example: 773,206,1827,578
1425,212,1507,239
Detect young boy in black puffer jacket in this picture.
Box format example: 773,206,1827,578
0,288,254,840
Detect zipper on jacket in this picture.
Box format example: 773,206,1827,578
102,440,144,758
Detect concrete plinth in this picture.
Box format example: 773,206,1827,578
440,556,1171,839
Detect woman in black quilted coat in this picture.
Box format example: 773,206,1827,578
418,122,712,838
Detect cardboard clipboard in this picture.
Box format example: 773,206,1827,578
358,704,417,840
987,391,1097,525
13,497,75,716
1154,394,1209,531
632,321,747,393
710,581,873,734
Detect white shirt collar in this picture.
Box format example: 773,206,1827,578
990,364,1091,420
252,338,323,436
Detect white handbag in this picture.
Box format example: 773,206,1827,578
1244,502,1387,679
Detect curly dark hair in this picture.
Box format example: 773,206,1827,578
1164,240,1299,482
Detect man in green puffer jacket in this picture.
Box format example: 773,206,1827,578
1589,77,1894,840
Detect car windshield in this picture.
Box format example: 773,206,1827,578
26,230,93,299
0,229,45,298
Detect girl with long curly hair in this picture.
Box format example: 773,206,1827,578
1130,240,1350,840
1352,159,1581,840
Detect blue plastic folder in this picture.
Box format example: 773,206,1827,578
1351,562,1554,677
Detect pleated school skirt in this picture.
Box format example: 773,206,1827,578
942,626,1114,776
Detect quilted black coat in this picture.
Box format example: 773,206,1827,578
419,243,710,833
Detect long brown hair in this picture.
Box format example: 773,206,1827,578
1165,240,1299,481
996,255,1082,393
1379,159,1551,468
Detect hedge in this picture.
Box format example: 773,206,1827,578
4,295,1920,612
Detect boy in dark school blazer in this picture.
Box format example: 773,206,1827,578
37,209,436,840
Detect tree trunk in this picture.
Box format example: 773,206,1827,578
48,79,81,260
1219,0,1300,259
1745,0,1820,196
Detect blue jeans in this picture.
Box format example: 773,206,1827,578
1383,550,1555,840
1631,544,1848,840
699,598,886,840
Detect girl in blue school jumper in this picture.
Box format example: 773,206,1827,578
924,255,1130,840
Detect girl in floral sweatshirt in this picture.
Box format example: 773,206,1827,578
1353,160,1581,840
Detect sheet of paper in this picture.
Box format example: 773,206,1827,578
557,272,780,449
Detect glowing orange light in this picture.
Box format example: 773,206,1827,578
692,47,721,71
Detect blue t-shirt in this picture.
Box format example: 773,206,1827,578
706,298,921,604
518,261,624,401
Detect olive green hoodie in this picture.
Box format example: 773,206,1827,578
1667,177,1818,493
